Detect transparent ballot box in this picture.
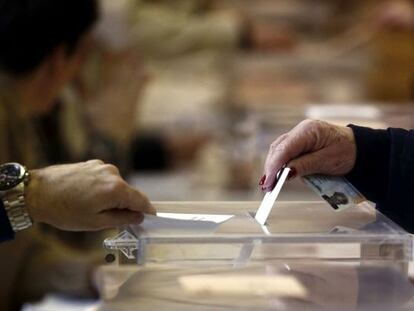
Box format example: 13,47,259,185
103,201,412,266
96,262,414,311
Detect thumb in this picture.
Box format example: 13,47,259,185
97,210,144,229
126,187,156,215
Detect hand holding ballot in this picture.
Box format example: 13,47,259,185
26,160,156,231
260,120,357,192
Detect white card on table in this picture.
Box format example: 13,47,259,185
255,167,290,225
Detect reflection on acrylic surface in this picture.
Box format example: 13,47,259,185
97,262,414,311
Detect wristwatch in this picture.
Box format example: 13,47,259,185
0,163,32,232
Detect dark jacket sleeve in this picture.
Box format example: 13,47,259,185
346,125,414,232
0,200,15,242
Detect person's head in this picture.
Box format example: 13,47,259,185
0,0,98,114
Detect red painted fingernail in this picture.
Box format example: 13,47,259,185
259,175,266,186
288,167,297,180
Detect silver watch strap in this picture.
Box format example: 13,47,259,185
3,183,32,232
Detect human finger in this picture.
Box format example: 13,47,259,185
262,129,314,191
85,159,105,166
288,149,332,178
289,143,356,178
261,133,289,190
96,209,144,230
124,187,156,215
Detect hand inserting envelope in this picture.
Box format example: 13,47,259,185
255,166,291,225
136,161,365,235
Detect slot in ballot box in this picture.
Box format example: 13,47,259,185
103,201,412,268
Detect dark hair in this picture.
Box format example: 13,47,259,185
0,0,98,75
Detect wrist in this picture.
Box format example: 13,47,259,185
343,126,357,174
346,124,390,177
25,169,45,224
0,163,33,232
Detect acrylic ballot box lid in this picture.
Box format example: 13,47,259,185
96,262,414,311
103,201,412,265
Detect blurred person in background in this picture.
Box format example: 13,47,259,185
322,0,414,101
33,0,212,176
0,0,96,167
0,0,212,308
127,0,244,56
0,0,152,309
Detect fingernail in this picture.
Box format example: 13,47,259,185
259,175,266,186
288,167,297,180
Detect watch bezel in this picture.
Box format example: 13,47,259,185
0,163,26,191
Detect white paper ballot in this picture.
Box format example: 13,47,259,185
255,167,291,225
157,213,234,224
134,213,235,235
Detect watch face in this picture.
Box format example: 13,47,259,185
0,163,25,191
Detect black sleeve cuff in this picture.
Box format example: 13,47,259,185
345,124,390,203
0,200,15,242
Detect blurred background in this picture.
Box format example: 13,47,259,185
88,0,414,202
5,0,414,309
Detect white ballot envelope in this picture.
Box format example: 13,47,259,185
255,167,291,225
137,213,235,235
